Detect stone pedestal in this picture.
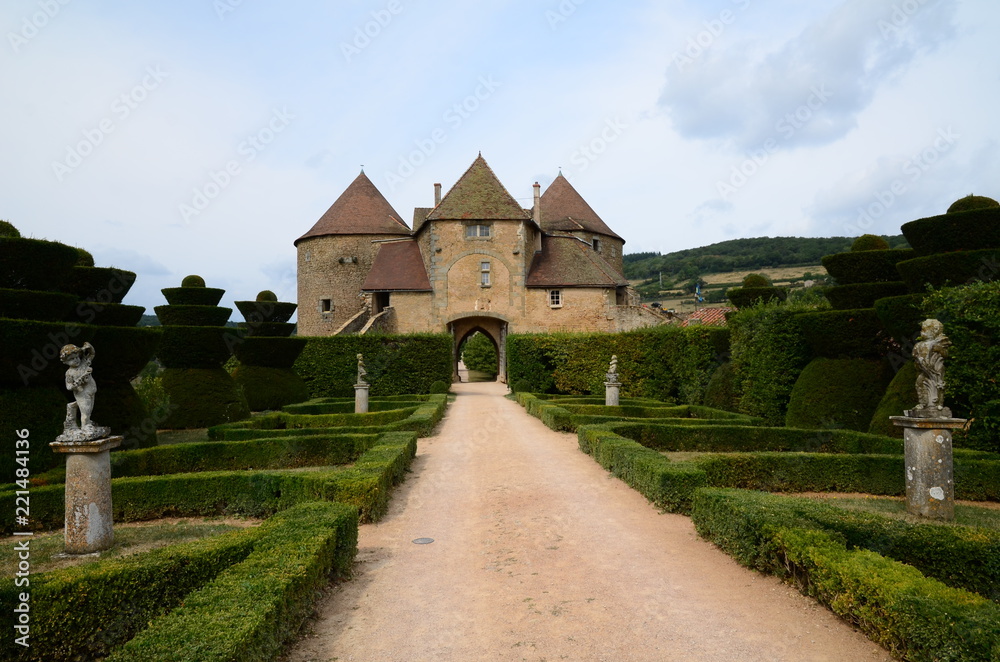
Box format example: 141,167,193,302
355,383,369,414
49,436,123,554
605,382,620,407
889,415,966,521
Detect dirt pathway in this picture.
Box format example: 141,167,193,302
286,382,892,662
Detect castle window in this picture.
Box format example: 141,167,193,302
593,238,601,252
320,299,333,314
480,261,491,287
465,224,491,239
549,290,562,308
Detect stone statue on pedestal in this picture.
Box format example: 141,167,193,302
910,318,952,418
58,343,110,442
357,353,368,386
606,355,620,384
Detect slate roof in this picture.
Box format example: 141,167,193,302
526,235,628,288
295,171,410,245
539,173,622,241
360,241,431,292
681,307,733,327
426,155,531,221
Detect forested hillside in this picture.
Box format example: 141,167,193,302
624,235,908,281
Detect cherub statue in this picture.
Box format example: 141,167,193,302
60,343,100,435
912,319,951,413
357,353,368,386
606,355,620,383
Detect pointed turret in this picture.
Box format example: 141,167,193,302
539,173,622,241
426,155,531,221
295,172,410,245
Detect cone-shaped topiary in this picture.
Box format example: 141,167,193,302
181,274,206,288
851,234,890,252
0,220,20,238
230,291,307,410
256,290,278,302
156,276,248,428
947,194,999,214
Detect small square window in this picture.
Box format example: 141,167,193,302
320,299,332,313
466,224,491,238
593,238,601,252
549,290,562,308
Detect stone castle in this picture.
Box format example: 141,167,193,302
295,154,665,380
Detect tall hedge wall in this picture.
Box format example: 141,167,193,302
506,325,729,404
727,302,813,424
294,333,453,397
925,281,1000,451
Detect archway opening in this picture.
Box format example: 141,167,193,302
458,330,498,383
448,315,507,383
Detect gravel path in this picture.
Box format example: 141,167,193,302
285,382,893,662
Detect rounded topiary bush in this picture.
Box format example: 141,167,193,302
256,290,278,302
727,286,787,309
947,194,999,214
824,282,909,310
821,249,915,284
429,380,450,394
75,247,95,267
742,273,771,288
785,357,893,431
510,379,532,394
795,309,883,358
181,274,206,288
851,234,890,251
868,361,918,438
901,209,1000,257
0,220,20,238
703,362,738,412
161,287,225,306
895,249,999,291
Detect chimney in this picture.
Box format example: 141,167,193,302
434,183,442,206
532,182,541,225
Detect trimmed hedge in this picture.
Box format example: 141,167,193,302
726,285,786,309
824,282,908,310
692,490,1000,660
0,524,263,661
281,397,429,415
231,364,310,411
105,501,358,662
234,300,297,324
158,326,241,368
728,302,813,424
901,208,1000,256
821,249,915,284
161,287,225,306
59,266,136,303
507,325,730,404
0,237,79,290
785,358,892,431
154,304,233,327
72,302,146,327
232,336,307,369
0,288,78,321
868,361,918,438
236,321,295,338
873,293,925,345
160,368,250,429
795,309,883,359
294,333,453,397
703,362,739,412
897,249,1000,291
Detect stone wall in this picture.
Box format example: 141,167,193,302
296,234,399,336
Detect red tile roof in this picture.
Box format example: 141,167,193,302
526,235,628,288
539,174,622,241
681,307,733,327
426,155,531,221
361,240,431,292
295,171,410,245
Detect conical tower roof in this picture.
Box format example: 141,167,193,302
539,173,622,241
426,154,531,221
295,171,410,245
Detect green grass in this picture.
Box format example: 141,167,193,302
798,494,1000,531
0,517,255,575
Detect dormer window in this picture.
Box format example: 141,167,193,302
593,237,601,252
465,224,491,239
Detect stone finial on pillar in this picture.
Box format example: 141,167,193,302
891,319,965,521
605,355,621,407
355,353,370,413
50,343,121,554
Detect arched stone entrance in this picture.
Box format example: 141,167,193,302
447,313,509,383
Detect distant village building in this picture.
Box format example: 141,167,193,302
295,154,666,380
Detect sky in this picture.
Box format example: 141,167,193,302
2,0,998,314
